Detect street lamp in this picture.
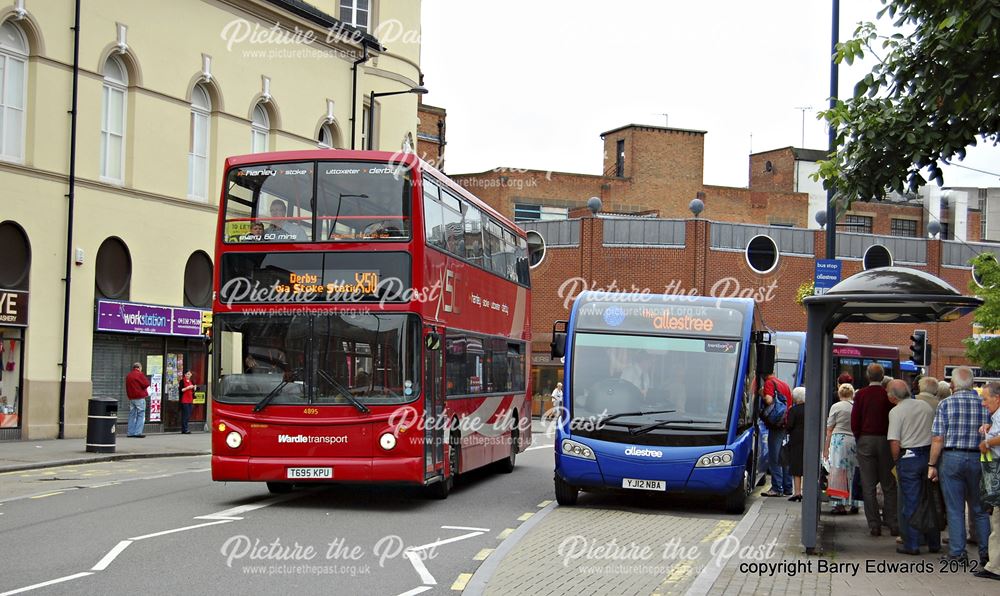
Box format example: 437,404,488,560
367,85,428,150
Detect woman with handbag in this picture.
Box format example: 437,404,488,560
825,383,862,514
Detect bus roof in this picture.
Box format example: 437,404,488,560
222,149,524,239
572,291,757,314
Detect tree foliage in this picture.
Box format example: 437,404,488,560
816,0,1000,207
964,253,1000,368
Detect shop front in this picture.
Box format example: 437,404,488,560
92,300,210,434
530,349,563,417
0,288,27,440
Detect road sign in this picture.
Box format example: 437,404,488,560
814,259,842,296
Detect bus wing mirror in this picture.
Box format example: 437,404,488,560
757,343,776,377
550,320,568,359
425,332,441,351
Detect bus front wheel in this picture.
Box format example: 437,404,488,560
554,474,578,506
724,470,750,514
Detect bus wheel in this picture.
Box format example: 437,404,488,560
554,474,578,506
724,470,750,514
429,433,459,500
266,482,293,494
496,419,519,474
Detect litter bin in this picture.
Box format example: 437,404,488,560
86,397,118,453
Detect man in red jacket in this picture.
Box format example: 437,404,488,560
851,362,898,536
125,362,151,438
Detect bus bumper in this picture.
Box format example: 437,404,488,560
212,455,425,485
556,445,744,494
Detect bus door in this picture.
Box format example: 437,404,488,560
424,328,445,479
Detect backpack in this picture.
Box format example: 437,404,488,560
762,382,790,430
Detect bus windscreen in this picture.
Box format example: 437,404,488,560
571,333,739,429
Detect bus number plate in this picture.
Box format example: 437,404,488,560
622,478,665,491
286,467,333,479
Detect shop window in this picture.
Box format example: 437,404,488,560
95,237,131,299
0,221,30,290
183,251,213,307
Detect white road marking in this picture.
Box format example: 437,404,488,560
91,540,133,571
195,492,303,521
0,572,93,595
525,444,553,451
404,549,436,585
129,519,235,541
396,585,433,596
408,531,484,552
441,525,489,532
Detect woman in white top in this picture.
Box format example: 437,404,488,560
825,383,862,514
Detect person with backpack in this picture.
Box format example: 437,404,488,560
850,362,899,537
760,373,793,497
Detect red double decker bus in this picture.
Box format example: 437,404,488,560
210,150,532,498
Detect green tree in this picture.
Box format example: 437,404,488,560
816,0,1000,207
964,253,1000,368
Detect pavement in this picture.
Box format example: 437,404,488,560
0,429,211,473
3,422,996,595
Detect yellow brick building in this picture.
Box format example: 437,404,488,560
0,0,423,439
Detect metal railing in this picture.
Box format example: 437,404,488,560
520,219,580,247
710,222,814,255
835,233,926,264
602,218,686,246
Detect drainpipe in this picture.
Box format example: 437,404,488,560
350,45,370,149
58,0,81,439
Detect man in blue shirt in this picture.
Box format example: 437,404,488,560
928,366,992,565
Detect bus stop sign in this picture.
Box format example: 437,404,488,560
814,259,841,295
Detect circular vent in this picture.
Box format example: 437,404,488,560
0,221,30,290
862,244,893,270
95,237,132,299
745,235,779,274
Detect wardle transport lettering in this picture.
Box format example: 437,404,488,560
624,446,663,458
277,434,348,445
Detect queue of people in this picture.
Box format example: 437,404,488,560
811,364,998,580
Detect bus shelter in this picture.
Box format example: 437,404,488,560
800,267,982,553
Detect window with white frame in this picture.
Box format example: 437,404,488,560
360,104,370,149
340,0,370,33
318,122,340,149
188,84,211,199
0,21,27,161
251,102,269,153
101,55,128,181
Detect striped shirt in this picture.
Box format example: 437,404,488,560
931,389,991,450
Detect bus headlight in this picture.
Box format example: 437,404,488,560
560,439,595,460
379,432,397,451
226,431,243,449
695,450,734,468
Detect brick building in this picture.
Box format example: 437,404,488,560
417,100,447,170
521,214,993,397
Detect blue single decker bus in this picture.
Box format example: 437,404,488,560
550,292,774,513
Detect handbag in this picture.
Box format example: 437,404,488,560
982,452,1000,507
910,476,946,533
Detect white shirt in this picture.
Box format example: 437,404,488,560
887,397,935,449
551,387,563,401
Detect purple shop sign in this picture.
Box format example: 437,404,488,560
96,300,208,337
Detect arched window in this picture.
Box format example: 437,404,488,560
251,102,269,153
188,84,211,199
317,121,341,149
101,55,128,182
95,237,131,300
183,251,213,307
0,221,30,290
0,21,28,161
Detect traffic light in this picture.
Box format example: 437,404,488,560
909,330,928,366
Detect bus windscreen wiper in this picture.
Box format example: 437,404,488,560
629,418,719,435
593,409,676,427
253,368,303,413
317,369,370,414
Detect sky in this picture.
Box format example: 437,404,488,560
418,0,1000,189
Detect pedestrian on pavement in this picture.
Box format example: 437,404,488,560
825,382,862,514
760,373,793,497
179,371,196,434
915,376,941,411
975,381,1000,581
551,382,563,417
938,381,952,400
850,362,899,537
785,386,806,501
125,362,150,438
928,366,992,565
886,379,939,555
